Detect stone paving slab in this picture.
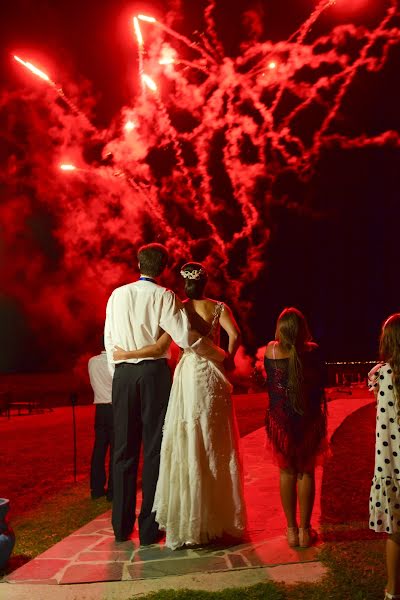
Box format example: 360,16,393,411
0,563,329,600
5,391,372,590
268,561,329,584
7,559,70,583
60,562,124,584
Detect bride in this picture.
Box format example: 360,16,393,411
113,262,246,549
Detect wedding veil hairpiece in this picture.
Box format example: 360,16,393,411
180,268,206,280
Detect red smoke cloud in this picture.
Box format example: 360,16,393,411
1,0,399,369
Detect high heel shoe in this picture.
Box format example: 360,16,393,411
384,591,400,599
286,527,299,547
299,527,314,548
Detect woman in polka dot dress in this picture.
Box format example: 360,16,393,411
368,313,400,600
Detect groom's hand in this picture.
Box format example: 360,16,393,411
113,346,127,361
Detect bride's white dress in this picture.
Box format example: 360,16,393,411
153,302,246,549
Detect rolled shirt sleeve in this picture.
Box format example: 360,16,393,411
104,294,116,376
159,291,191,348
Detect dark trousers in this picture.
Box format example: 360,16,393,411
90,404,114,497
111,360,171,543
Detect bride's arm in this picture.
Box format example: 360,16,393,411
219,304,241,368
113,332,172,361
191,335,227,363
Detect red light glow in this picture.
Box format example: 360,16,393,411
142,74,157,92
14,55,51,83
124,120,136,132
133,17,143,46
137,14,156,23
5,0,399,370
159,57,175,65
333,0,370,14
159,44,177,66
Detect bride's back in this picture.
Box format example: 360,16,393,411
184,298,220,337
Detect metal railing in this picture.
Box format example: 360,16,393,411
326,361,376,387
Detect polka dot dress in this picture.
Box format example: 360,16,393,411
369,363,400,534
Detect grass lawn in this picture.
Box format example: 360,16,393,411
130,534,387,600
1,480,110,575
1,392,389,599
0,396,266,576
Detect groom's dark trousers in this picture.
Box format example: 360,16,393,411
111,359,171,544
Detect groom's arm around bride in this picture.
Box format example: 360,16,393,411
104,243,191,546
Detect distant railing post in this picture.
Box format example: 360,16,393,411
326,361,376,388
70,392,78,483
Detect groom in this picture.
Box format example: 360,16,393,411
104,243,190,544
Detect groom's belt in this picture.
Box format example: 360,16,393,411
115,359,167,369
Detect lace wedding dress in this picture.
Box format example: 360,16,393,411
153,302,246,549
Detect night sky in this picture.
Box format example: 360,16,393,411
0,0,399,372
0,1,389,123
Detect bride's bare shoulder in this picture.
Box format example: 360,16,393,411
206,298,226,309
195,297,220,312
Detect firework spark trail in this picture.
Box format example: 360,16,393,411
159,62,236,250
246,1,336,143
4,1,400,364
289,0,337,44
238,5,396,175
133,17,146,97
166,53,284,246
265,48,324,142
111,162,178,240
160,54,210,74
137,77,215,245
203,0,225,62
14,55,96,131
196,31,221,65
222,114,263,245
219,77,269,247
192,122,227,251
319,130,400,149
152,95,198,200
316,3,397,142
139,15,217,65
277,45,348,131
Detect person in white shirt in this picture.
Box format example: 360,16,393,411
104,243,190,544
113,262,246,550
88,348,113,501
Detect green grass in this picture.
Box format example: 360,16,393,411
0,479,110,576
0,396,388,598
1,482,388,599
133,587,285,600
129,530,387,600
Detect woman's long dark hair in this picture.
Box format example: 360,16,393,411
275,307,312,414
379,313,400,421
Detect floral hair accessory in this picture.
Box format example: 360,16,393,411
180,268,206,280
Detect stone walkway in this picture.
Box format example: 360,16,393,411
2,388,372,598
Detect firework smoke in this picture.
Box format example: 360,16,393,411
1,0,400,369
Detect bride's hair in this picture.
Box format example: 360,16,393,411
180,262,208,300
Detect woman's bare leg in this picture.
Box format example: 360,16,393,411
279,468,298,528
386,533,400,596
297,471,315,529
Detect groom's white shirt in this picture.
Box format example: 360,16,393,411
104,279,190,374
